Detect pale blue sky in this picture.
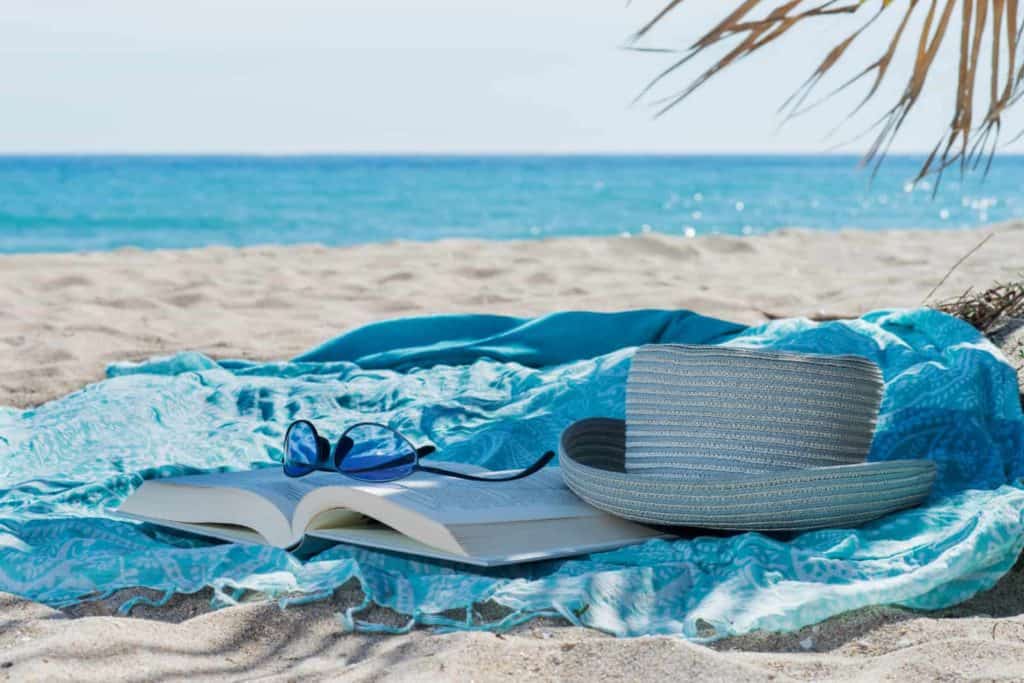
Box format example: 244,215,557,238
2,1,1019,154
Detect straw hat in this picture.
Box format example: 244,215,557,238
559,345,935,531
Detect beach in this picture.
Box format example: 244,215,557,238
2,224,1023,681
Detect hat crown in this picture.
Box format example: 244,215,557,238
625,345,883,480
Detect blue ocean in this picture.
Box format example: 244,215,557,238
0,155,1021,253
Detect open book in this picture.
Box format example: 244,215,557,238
115,464,665,566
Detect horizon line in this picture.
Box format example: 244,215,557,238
0,151,1016,159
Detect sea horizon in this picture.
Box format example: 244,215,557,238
1,154,1019,254
5,151,1023,159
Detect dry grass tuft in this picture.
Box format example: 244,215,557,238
632,1,1024,185
935,279,1024,332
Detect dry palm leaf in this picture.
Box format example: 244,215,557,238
630,0,1024,184
935,279,1024,331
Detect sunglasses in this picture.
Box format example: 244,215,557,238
283,420,554,483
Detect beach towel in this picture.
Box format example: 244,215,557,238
1,307,1022,640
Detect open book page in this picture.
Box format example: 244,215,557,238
311,517,665,567
322,467,606,526
114,510,339,557
313,523,495,565
117,462,497,547
114,512,270,546
117,463,663,562
157,467,332,520
117,467,354,547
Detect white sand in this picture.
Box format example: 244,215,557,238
1,224,1022,681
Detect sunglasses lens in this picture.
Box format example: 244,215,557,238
284,421,319,476
338,424,417,482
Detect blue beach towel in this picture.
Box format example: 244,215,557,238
1,307,1022,639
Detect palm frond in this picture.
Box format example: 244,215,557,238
632,0,1024,182
936,279,1024,332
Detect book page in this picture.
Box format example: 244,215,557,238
114,511,270,546
312,517,666,567
121,464,661,561
340,467,601,526
130,464,603,540
158,467,340,521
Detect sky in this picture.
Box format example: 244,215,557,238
2,1,1022,155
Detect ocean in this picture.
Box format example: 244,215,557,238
0,155,1020,253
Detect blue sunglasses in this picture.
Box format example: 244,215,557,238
283,420,554,483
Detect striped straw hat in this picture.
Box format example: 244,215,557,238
559,345,936,531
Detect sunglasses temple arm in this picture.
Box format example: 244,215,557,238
341,453,418,475
418,451,555,482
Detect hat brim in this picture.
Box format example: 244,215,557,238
560,418,937,531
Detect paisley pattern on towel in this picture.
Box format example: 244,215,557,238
0,307,1022,640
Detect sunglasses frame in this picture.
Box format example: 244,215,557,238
283,419,433,479
282,419,554,483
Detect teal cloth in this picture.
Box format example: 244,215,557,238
1,307,1023,640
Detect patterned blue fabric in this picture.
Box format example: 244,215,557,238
1,307,1022,640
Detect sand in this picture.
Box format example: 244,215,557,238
1,224,1023,681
